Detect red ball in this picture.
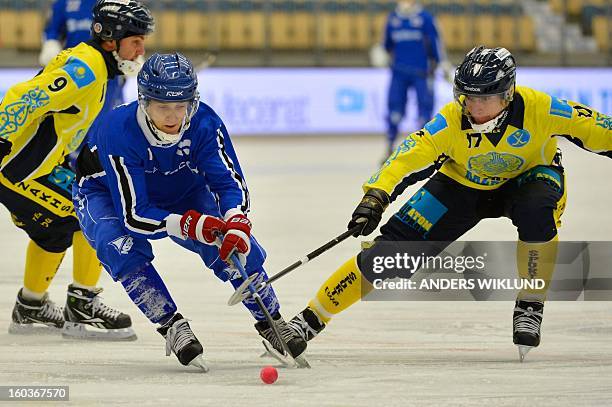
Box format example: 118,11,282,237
260,366,278,384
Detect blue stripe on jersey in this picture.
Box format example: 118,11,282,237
549,97,573,119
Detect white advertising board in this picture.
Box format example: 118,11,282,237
2,67,611,135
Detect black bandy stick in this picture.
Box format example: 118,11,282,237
228,225,362,306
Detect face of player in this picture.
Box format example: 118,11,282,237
397,0,417,13
464,95,506,124
116,35,146,61
146,100,189,135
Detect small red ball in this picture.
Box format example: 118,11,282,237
260,366,278,384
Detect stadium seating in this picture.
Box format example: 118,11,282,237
0,8,19,48
592,15,610,51
549,0,609,17
0,0,595,55
269,1,316,49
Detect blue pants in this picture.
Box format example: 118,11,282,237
386,69,434,145
73,182,279,320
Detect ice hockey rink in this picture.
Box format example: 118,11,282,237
0,136,610,406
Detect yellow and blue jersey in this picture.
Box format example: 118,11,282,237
366,86,611,200
0,42,108,184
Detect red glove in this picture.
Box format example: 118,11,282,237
219,214,252,263
179,210,225,244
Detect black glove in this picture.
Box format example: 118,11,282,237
348,188,390,237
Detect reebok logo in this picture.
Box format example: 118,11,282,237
465,86,481,92
166,91,184,97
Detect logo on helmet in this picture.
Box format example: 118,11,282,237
464,86,481,92
93,22,103,33
166,91,184,97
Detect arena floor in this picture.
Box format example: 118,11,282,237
0,136,610,406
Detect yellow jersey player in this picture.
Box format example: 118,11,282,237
0,0,154,340
287,46,611,361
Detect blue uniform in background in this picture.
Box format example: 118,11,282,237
384,5,442,148
73,101,279,321
44,0,124,112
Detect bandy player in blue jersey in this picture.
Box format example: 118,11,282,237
373,1,449,158
72,53,306,370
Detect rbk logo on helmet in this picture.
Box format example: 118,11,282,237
167,91,184,97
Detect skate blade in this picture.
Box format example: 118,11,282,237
62,322,137,341
8,322,61,335
188,355,210,372
260,340,310,369
517,345,533,362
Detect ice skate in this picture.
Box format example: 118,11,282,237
9,289,64,334
288,306,326,342
255,312,310,368
63,284,136,341
157,313,208,372
513,300,544,362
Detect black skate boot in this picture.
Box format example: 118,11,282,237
255,312,309,368
288,306,326,342
513,299,544,362
9,289,64,334
157,313,208,371
63,284,136,341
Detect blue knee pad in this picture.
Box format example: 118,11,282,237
119,263,177,324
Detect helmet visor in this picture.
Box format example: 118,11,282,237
454,87,513,115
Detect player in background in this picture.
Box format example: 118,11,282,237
371,0,451,160
40,0,126,112
1,0,154,340
288,46,611,361
72,53,306,369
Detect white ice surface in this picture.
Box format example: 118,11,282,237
0,137,610,406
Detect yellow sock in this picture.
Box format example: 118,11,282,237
307,256,373,323
23,240,65,295
72,231,102,287
516,235,559,301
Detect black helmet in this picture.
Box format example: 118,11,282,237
91,0,155,42
454,46,516,103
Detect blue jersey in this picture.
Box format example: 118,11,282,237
384,8,441,74
44,0,96,48
77,101,250,240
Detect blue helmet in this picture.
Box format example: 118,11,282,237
137,53,200,145
137,52,198,102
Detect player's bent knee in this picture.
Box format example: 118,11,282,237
512,204,558,242
33,233,74,254
94,234,154,281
